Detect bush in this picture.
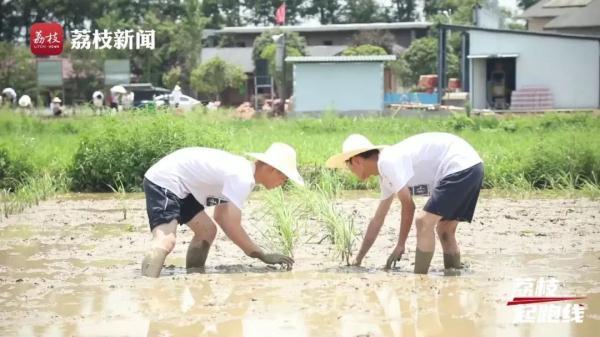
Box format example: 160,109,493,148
523,139,600,189
0,144,33,191
69,116,227,192
445,114,476,131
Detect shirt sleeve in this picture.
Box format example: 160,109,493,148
222,174,253,210
379,155,414,199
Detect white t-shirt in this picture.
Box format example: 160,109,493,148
378,132,482,199
145,147,255,210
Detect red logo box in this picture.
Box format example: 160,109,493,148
30,22,64,56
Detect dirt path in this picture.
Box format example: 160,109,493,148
0,195,598,336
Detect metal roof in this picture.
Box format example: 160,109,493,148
520,0,578,18
220,22,431,34
543,0,591,7
285,55,396,63
439,23,600,41
305,45,347,56
545,0,600,28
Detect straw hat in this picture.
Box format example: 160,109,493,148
246,143,304,186
326,134,387,169
110,85,127,94
52,97,62,103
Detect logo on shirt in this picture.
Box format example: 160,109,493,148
410,184,430,196
206,196,228,206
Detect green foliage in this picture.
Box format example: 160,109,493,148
260,44,303,92
108,175,128,220
162,66,182,90
524,139,599,189
303,0,343,24
0,109,599,197
1,172,68,218
399,36,459,87
190,57,247,100
68,115,227,192
262,187,304,260
0,42,36,99
423,0,479,22
0,144,33,191
344,0,386,23
389,0,418,21
445,114,476,131
350,30,396,54
299,182,359,265
252,29,307,62
341,44,388,56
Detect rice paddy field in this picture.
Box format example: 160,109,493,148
0,107,599,336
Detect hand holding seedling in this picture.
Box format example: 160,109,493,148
255,251,294,269
385,244,405,270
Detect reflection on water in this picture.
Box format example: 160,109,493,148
2,265,597,337
0,224,598,337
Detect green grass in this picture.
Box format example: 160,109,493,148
261,187,304,261
0,107,599,196
108,175,128,220
294,177,360,265
1,172,68,218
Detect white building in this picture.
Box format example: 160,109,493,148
439,24,600,110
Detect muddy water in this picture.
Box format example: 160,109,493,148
0,196,599,336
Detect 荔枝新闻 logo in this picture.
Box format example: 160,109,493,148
30,22,64,56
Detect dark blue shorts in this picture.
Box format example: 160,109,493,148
143,178,204,231
423,163,484,223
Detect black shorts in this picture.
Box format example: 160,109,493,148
423,163,484,223
143,178,205,231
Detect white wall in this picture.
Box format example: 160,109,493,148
469,30,600,109
293,62,384,114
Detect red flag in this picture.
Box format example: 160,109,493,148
275,3,286,25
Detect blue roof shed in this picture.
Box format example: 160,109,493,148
286,55,396,115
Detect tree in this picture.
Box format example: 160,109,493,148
0,42,36,98
398,36,459,87
190,57,247,100
423,0,458,18
350,30,396,54
424,0,481,23
162,66,182,90
343,0,385,23
303,0,343,24
260,44,302,97
391,0,417,21
341,44,387,56
252,29,306,62
63,42,104,104
201,0,225,29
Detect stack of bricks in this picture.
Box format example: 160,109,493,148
510,86,554,110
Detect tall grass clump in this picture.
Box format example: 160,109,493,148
261,187,304,262
68,115,227,192
0,144,33,191
108,175,128,220
296,172,360,265
1,172,68,218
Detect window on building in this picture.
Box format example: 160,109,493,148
323,40,333,46
236,42,246,47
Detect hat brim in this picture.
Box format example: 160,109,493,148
325,145,387,169
246,153,305,186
